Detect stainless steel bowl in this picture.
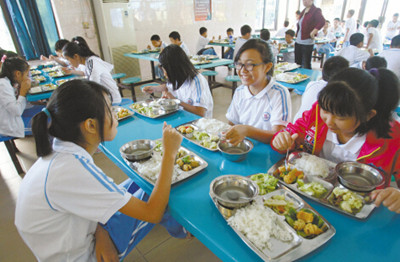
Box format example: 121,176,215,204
158,99,180,111
336,161,384,192
210,175,259,209
217,139,253,162
120,139,155,161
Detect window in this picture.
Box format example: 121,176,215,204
263,0,279,30
344,0,363,22
315,0,344,23
0,6,16,52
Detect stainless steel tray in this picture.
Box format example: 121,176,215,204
122,141,208,186
268,152,376,219
129,99,180,119
210,184,335,262
113,106,134,121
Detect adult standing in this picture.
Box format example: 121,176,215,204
295,0,325,69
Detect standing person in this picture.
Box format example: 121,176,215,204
142,45,213,118
225,39,291,145
196,27,217,55
223,28,235,59
295,0,325,69
275,20,290,38
379,35,400,79
386,13,400,40
0,57,31,137
343,9,357,47
62,41,122,105
271,68,400,213
15,80,187,261
233,24,252,59
366,19,383,53
168,31,190,56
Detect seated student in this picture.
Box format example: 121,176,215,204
336,33,373,67
0,50,19,68
233,24,252,59
316,20,336,56
40,39,70,67
279,29,295,63
275,20,290,38
293,56,349,121
386,13,400,40
379,35,400,79
362,56,387,70
62,40,122,105
0,57,31,137
225,39,291,145
142,45,213,118
223,28,235,59
195,27,217,56
168,31,190,56
15,80,187,261
271,68,400,214
147,34,168,51
366,19,383,53
260,29,278,63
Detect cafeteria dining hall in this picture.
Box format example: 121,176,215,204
1,0,400,261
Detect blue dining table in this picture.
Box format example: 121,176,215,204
276,68,322,95
100,108,400,262
209,41,235,55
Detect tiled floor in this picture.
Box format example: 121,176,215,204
0,65,306,261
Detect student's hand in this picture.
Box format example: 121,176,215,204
147,45,151,50
19,78,31,97
49,55,56,61
367,48,374,56
162,91,175,99
310,29,318,39
40,55,48,61
162,122,182,156
371,187,400,214
61,67,73,75
95,225,119,262
142,85,155,94
225,125,248,146
272,131,298,151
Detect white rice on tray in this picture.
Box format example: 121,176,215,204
227,202,293,250
195,118,230,135
132,153,180,182
293,154,330,178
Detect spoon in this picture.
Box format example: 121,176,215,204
284,148,290,170
226,191,252,201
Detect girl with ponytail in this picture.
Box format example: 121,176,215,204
0,57,31,137
272,68,400,213
62,37,122,105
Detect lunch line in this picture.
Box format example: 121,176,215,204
100,108,400,262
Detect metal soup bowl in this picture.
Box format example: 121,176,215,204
217,139,254,162
210,175,259,209
158,99,180,111
336,161,384,192
120,139,155,161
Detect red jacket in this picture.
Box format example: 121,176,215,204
271,103,400,188
297,4,325,41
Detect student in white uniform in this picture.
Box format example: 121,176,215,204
168,31,190,56
15,80,187,261
233,24,252,60
225,39,291,145
336,33,373,67
62,40,122,105
195,27,217,55
366,20,383,53
142,45,213,118
0,57,31,137
294,56,349,121
379,35,400,79
343,9,357,47
260,29,278,63
385,13,400,40
274,20,290,38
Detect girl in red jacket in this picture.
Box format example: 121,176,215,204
272,68,400,213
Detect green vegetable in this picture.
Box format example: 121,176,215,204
298,181,328,198
250,173,278,195
182,155,191,164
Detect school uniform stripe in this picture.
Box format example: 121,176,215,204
194,75,202,103
118,221,149,258
89,161,127,194
44,153,59,211
272,85,289,122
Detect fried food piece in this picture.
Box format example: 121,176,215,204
178,126,186,134
182,164,192,171
190,160,200,168
283,172,297,184
176,159,184,167
304,223,323,236
296,210,314,223
293,219,306,231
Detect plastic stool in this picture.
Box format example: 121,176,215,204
112,73,127,97
0,136,23,174
121,77,141,102
201,70,218,92
225,75,241,97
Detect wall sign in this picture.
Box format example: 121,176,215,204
194,0,212,21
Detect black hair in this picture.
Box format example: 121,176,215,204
63,41,97,59
150,34,161,41
369,19,379,27
32,80,114,157
55,39,69,52
391,35,400,47
0,57,29,84
350,33,364,46
318,68,399,138
158,45,197,90
260,29,270,41
169,31,181,41
394,13,399,17
240,25,252,36
363,21,369,27
295,10,301,15
334,18,340,21
0,50,19,59
284,20,289,27
322,56,349,81
365,56,387,70
234,39,274,76
348,9,355,16
227,28,234,33
199,27,207,35
285,29,295,37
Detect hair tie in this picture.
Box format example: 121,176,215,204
74,40,79,44
369,68,379,78
42,108,52,120
1,55,7,63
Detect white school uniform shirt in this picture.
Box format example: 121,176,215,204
179,42,191,56
282,41,295,63
85,56,122,104
196,35,210,54
0,77,27,137
330,25,343,37
367,27,383,52
320,130,366,163
344,17,357,41
386,20,400,39
274,26,289,38
336,45,370,67
166,73,213,118
15,139,131,262
226,78,291,130
379,48,400,79
293,80,327,122
233,37,249,60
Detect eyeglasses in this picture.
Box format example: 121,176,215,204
234,62,265,71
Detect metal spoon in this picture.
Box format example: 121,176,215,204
284,148,290,169
226,191,252,201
